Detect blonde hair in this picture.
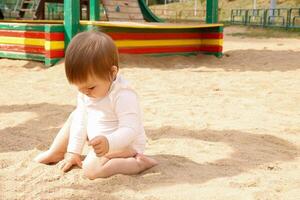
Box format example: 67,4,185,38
65,31,119,84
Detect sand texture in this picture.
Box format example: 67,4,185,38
0,27,300,200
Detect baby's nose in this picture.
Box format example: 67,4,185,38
79,88,89,95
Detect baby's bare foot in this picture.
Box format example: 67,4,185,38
34,150,65,164
136,154,158,171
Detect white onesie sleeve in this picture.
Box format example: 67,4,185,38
106,89,141,151
67,93,87,155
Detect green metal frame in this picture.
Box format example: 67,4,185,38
206,0,219,24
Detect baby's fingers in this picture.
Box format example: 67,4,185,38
57,160,65,169
62,162,73,172
89,137,102,147
57,160,73,172
95,148,105,157
76,159,82,168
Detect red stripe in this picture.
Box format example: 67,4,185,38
0,30,64,40
45,50,64,58
45,32,64,40
118,45,222,54
0,30,45,38
108,32,223,40
0,44,44,54
0,44,64,58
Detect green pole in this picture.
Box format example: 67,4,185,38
64,0,80,47
206,0,219,23
90,0,100,21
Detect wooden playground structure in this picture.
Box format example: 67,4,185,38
0,0,223,66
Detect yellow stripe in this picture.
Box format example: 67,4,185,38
0,20,223,29
0,19,63,24
115,39,223,48
45,41,64,50
0,36,44,46
81,21,223,29
0,37,64,50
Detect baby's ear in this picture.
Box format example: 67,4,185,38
111,65,118,72
111,65,118,78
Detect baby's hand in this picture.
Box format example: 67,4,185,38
58,152,82,172
88,136,109,157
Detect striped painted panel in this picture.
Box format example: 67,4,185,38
0,22,65,66
0,20,223,65
82,21,224,56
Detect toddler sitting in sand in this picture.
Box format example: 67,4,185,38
34,31,157,179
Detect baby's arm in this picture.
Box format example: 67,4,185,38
61,93,87,172
67,93,87,155
106,90,142,151
88,90,142,160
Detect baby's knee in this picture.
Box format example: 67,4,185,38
82,161,109,180
83,170,97,180
82,161,97,180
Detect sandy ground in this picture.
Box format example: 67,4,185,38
0,27,300,200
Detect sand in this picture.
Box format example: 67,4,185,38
0,27,300,200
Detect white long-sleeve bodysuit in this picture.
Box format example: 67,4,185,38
67,75,146,155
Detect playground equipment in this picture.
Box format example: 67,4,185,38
0,0,223,66
102,0,144,22
0,0,89,20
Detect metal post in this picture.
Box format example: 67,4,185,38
270,0,277,10
206,0,218,23
194,0,197,16
64,0,80,47
270,0,276,23
90,0,100,21
164,0,167,15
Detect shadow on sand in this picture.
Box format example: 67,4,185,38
0,103,299,198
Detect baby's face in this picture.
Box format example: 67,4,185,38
74,75,112,99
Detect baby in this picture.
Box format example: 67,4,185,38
34,31,157,179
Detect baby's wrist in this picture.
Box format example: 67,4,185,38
65,152,81,158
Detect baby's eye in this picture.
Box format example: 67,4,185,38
88,86,96,90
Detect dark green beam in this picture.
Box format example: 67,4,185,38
206,0,219,24
90,0,100,21
64,0,80,47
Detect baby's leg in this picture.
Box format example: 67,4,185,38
82,151,110,179
34,112,73,164
104,148,137,159
82,151,158,179
99,154,158,177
